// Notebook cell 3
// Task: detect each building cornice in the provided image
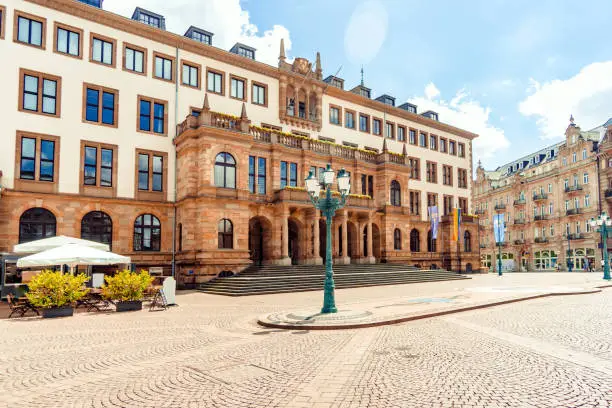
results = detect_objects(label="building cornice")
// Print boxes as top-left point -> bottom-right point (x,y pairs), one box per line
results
26,0 -> 479,142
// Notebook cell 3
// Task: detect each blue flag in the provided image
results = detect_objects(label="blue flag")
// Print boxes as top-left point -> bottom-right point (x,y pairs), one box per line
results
428,206 -> 439,239
493,213 -> 505,243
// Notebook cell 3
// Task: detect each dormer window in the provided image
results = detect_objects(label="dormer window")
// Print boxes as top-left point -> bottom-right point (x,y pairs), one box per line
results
399,103 -> 417,114
77,0 -> 102,7
360,88 -> 370,98
230,43 -> 256,60
375,94 -> 395,107
184,26 -> 213,46
131,8 -> 165,30
324,76 -> 344,90
422,111 -> 439,121
139,13 -> 159,27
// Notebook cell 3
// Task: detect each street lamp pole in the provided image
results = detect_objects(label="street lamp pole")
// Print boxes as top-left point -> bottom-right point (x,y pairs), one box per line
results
589,213 -> 612,281
566,233 -> 573,272
305,164 -> 351,313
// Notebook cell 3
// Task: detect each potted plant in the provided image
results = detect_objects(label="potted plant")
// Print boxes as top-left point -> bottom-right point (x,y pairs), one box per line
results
26,270 -> 89,318
102,269 -> 154,312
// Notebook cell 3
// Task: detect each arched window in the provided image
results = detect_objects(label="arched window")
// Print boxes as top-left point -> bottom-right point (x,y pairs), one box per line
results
393,228 -> 401,250
218,219 -> 233,249
410,229 -> 420,252
464,231 -> 472,253
390,180 -> 401,206
81,211 -> 112,250
427,230 -> 437,252
134,214 -> 161,251
19,208 -> 56,244
214,152 -> 236,188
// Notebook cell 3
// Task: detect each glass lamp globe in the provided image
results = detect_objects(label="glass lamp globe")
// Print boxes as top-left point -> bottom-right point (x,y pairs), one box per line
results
337,169 -> 350,195
323,164 -> 335,185
305,171 -> 321,197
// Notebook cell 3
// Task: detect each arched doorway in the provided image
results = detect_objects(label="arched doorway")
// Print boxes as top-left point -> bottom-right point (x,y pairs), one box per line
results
249,216 -> 272,266
372,224 -> 381,260
288,218 -> 301,265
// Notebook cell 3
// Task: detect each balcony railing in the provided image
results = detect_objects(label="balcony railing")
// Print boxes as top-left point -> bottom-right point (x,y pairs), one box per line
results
514,219 -> 526,225
495,242 -> 508,247
494,204 -> 506,210
566,208 -> 582,216
534,237 -> 548,243
533,193 -> 548,201
177,104 -> 410,167
565,185 -> 583,193
534,215 -> 550,221
513,199 -> 526,206
514,239 -> 525,245
569,233 -> 586,240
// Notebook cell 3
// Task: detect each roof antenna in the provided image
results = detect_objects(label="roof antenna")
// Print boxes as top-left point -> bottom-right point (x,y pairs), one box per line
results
360,65 -> 364,86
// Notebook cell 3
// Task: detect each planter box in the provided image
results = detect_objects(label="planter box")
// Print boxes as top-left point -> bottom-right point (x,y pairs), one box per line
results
42,306 -> 74,318
115,300 -> 143,312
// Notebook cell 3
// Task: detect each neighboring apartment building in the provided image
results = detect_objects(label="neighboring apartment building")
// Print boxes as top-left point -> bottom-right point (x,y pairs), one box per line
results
0,0 -> 478,286
473,117 -> 610,272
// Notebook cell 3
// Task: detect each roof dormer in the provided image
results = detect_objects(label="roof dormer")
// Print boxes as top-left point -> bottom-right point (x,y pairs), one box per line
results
421,110 -> 439,121
230,43 -> 256,60
350,84 -> 371,99
77,0 -> 103,8
324,75 -> 344,90
398,102 -> 417,114
184,26 -> 213,45
131,7 -> 166,30
375,94 -> 395,107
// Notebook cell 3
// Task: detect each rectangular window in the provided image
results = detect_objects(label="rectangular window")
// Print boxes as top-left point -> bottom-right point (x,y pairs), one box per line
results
100,148 -> 112,187
17,133 -> 58,184
84,146 -> 97,185
249,156 -> 256,193
368,175 -> 374,198
90,34 -> 115,66
443,165 -> 453,186
359,114 -> 370,132
0,6 -> 5,40
429,135 -> 437,150
257,157 -> 266,194
280,161 -> 288,189
409,129 -> 416,145
373,119 -> 382,135
440,138 -> 447,153
123,43 -> 146,74
154,53 -> 174,82
207,69 -> 224,95
409,158 -> 420,180
54,23 -> 81,57
426,161 -> 437,183
19,69 -> 61,117
345,110 -> 355,129
385,122 -> 394,139
397,126 -> 406,142
138,153 -> 149,190
458,143 -> 465,158
16,12 -> 45,48
361,174 -> 367,196
410,191 -> 420,215
289,163 -> 298,187
138,12 -> 160,28
181,61 -> 199,88
329,106 -> 341,125
419,132 -> 427,147
230,75 -> 246,100
190,30 -> 211,45
252,82 -> 267,106
138,96 -> 167,135
134,150 -> 168,197
83,84 -> 118,127
459,198 -> 468,214
583,173 -> 589,184
152,156 -> 163,191
449,141 -> 456,155
443,196 -> 453,216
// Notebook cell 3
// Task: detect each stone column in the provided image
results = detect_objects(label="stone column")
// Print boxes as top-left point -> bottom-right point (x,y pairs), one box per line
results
366,218 -> 375,264
334,212 -> 350,265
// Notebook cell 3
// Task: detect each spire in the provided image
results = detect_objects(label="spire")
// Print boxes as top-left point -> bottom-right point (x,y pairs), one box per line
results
360,65 -> 364,86
570,114 -> 575,126
202,93 -> 210,111
477,159 -> 482,169
315,52 -> 322,78
402,143 -> 407,156
240,102 -> 248,119
382,137 -> 388,153
279,38 -> 286,64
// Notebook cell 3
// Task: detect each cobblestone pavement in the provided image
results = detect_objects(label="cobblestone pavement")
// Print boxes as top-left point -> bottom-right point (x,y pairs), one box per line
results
1,274 -> 611,408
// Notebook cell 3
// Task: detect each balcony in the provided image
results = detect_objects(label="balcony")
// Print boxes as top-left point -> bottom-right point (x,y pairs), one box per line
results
514,219 -> 526,225
534,237 -> 548,243
513,199 -> 526,206
514,239 -> 525,245
177,103 -> 410,167
569,233 -> 586,240
495,242 -> 508,247
494,204 -> 506,211
273,188 -> 375,208
565,184 -> 583,193
566,208 -> 582,216
533,193 -> 548,201
534,215 -> 550,221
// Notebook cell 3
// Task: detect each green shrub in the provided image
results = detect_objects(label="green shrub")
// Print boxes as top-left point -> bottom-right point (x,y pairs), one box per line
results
26,270 -> 89,308
102,269 -> 154,302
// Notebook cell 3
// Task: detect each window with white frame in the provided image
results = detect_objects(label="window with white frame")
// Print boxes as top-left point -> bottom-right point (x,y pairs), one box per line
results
583,172 -> 588,184
585,195 -> 590,207
582,149 -> 587,160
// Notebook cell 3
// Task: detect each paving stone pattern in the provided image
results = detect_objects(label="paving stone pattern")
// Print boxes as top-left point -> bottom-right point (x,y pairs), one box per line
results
0,274 -> 611,408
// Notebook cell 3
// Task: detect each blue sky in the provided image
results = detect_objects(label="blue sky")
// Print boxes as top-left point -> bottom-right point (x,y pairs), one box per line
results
107,0 -> 612,169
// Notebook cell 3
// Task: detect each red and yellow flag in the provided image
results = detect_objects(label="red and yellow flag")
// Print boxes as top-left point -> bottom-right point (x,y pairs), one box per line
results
451,208 -> 461,241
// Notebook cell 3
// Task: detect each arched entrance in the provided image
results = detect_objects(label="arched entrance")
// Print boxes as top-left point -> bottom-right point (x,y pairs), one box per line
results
248,216 -> 272,266
288,218 -> 301,265
372,224 -> 381,260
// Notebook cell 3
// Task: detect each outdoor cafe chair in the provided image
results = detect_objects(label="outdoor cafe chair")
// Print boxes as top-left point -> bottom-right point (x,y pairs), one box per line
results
6,294 -> 40,318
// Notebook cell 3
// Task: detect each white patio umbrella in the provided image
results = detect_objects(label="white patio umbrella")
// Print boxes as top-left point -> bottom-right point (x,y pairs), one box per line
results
14,235 -> 110,254
16,243 -> 130,268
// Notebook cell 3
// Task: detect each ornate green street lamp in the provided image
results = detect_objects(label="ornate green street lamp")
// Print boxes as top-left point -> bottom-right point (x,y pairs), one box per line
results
588,213 -> 612,280
305,164 -> 350,313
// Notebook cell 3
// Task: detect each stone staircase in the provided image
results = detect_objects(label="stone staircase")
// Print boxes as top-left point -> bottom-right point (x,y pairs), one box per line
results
197,264 -> 469,296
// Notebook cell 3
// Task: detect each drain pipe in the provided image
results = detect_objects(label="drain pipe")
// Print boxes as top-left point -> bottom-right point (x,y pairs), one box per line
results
171,45 -> 179,279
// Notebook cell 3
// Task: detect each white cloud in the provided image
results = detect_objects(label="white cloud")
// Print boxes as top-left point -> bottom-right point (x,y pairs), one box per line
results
406,84 -> 510,165
519,61 -> 612,139
344,1 -> 388,65
424,82 -> 440,100
104,0 -> 291,66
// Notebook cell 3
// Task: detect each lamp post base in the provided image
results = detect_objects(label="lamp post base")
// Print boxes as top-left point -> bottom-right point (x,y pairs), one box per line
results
321,305 -> 338,314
